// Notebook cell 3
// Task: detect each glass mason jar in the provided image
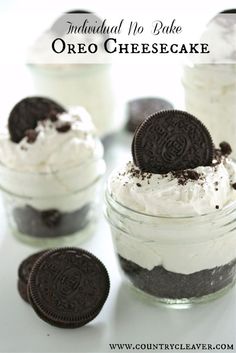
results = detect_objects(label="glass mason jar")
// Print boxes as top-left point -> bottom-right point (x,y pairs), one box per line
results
105,189 -> 236,305
0,142 -> 105,247
27,64 -> 126,137
182,63 -> 236,158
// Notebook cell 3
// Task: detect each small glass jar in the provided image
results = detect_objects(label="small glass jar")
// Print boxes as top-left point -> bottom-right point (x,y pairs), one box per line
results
27,64 -> 126,137
182,63 -> 236,157
105,189 -> 236,305
0,145 -> 105,247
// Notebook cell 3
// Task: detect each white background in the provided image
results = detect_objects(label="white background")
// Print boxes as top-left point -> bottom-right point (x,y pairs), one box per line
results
0,0 -> 236,352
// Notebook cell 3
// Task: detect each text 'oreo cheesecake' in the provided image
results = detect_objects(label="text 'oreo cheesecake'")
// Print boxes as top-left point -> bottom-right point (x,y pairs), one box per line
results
106,110 -> 236,303
0,97 -> 105,244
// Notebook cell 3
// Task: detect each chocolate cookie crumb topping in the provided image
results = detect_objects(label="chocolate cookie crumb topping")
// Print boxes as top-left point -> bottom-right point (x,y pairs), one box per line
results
25,129 -> 38,144
129,164 -> 153,181
212,148 -> 222,165
56,122 -> 71,133
219,141 -> 232,156
215,205 -> 219,209
232,183 -> 236,190
171,170 -> 202,186
49,110 -> 59,122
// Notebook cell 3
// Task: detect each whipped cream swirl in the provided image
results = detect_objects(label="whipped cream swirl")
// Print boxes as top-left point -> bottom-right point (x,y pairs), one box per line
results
0,106 -> 100,173
108,156 -> 236,216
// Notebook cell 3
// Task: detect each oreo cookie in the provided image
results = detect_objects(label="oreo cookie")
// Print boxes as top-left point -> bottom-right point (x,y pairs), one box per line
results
220,9 -> 236,14
127,97 -> 173,133
210,9 -> 236,28
8,97 -> 66,143
28,248 -> 110,328
18,250 -> 47,303
132,110 -> 213,174
50,10 -> 91,36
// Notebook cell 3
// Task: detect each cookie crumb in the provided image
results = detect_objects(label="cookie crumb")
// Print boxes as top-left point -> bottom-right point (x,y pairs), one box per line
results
48,110 -> 58,122
171,170 -> 201,185
56,122 -> 71,133
215,205 -> 219,209
25,129 -> 38,144
219,141 -> 232,156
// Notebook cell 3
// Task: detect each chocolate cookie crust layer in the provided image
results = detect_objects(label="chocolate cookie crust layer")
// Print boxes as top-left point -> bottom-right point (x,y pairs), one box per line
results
13,204 -> 92,238
119,255 -> 236,299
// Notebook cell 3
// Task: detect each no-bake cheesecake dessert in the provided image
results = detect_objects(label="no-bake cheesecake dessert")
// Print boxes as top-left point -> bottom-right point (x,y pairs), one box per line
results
0,97 -> 105,245
27,11 -> 126,137
183,9 -> 236,156
106,110 -> 236,304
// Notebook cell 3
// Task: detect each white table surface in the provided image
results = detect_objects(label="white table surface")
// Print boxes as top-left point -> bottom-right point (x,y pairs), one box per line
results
1,0 -> 236,352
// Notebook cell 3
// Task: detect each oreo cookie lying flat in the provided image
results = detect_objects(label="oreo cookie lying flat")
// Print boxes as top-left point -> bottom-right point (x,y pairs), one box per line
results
18,250 -> 47,303
127,97 -> 173,133
28,247 -> 110,328
132,110 -> 213,174
8,97 -> 66,143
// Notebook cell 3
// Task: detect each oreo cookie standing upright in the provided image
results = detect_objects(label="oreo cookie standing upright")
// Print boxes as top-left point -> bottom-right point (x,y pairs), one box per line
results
8,96 -> 66,143
28,247 -> 110,328
132,110 -> 214,174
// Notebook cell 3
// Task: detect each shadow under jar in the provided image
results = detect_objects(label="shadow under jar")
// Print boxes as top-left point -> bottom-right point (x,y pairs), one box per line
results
0,152 -> 105,247
105,190 -> 236,305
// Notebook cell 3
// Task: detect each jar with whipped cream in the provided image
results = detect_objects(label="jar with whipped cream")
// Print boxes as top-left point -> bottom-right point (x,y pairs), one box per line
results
183,64 -> 236,154
182,11 -> 236,156
0,101 -> 105,246
27,12 -> 126,137
28,64 -> 126,137
105,154 -> 236,305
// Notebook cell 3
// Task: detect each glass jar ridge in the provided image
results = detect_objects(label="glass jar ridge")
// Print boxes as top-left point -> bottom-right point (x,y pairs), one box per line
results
105,189 -> 236,305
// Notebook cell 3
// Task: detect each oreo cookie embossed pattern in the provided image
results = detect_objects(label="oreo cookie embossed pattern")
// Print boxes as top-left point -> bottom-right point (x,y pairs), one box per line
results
133,110 -> 213,174
28,248 -> 110,328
